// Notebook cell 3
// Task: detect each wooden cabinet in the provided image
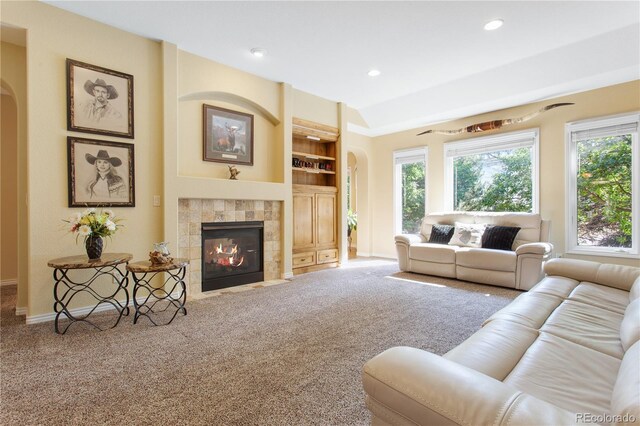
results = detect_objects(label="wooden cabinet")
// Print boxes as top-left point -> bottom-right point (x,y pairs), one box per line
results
291,117 -> 340,274
292,186 -> 338,274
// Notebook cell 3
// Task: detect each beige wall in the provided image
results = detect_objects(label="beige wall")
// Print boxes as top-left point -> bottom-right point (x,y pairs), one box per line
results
1,39 -> 28,310
1,93 -> 18,281
177,50 -> 283,183
0,3 -> 341,319
368,81 -> 640,266
345,131 -> 373,256
3,2 -> 164,317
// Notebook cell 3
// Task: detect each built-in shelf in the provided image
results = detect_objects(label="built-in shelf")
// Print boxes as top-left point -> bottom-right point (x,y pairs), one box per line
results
292,151 -> 336,161
293,167 -> 336,175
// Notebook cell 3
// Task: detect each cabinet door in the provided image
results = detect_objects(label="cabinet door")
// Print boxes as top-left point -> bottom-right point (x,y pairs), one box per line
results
293,192 -> 315,249
316,193 -> 337,248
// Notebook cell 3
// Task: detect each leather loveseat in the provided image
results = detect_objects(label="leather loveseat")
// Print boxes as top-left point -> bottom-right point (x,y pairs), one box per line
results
362,258 -> 640,426
395,212 -> 552,291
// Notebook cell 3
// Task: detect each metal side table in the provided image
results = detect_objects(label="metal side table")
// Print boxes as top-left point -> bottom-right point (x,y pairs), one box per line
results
47,253 -> 132,334
126,259 -> 188,326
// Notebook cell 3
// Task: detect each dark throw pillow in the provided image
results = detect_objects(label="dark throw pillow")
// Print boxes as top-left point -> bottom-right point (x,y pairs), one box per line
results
481,225 -> 521,251
428,224 -> 455,244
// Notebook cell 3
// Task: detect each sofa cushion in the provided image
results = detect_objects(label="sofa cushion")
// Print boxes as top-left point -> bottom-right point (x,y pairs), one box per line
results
427,224 -> 455,244
504,332 -> 621,416
448,222 -> 486,248
444,320 -> 539,381
540,300 -> 624,359
408,243 -> 457,264
456,248 -> 516,272
481,225 -> 521,251
611,341 -> 640,425
620,298 -> 640,351
529,276 -> 579,299
419,212 -> 473,240
568,282 -> 630,315
474,212 -> 542,248
545,258 -> 640,292
484,292 -> 563,329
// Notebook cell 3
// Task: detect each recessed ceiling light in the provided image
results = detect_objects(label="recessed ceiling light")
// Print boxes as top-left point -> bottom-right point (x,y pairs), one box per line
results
250,48 -> 266,58
368,69 -> 381,77
484,19 -> 504,31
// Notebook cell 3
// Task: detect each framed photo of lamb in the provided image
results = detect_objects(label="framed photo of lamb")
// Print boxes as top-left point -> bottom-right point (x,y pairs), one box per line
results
203,104 -> 254,166
67,58 -> 134,139
67,137 -> 135,207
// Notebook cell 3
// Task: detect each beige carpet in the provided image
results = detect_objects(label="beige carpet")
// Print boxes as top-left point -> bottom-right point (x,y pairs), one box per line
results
0,259 -> 519,425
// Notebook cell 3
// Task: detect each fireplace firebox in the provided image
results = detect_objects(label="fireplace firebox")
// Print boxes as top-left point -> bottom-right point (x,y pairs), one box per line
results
201,221 -> 264,292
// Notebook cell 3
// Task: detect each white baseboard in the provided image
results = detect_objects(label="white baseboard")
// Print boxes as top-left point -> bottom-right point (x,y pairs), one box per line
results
26,291 -> 182,325
370,253 -> 397,260
1,279 -> 17,287
356,251 -> 371,257
15,306 -> 27,316
282,272 -> 294,279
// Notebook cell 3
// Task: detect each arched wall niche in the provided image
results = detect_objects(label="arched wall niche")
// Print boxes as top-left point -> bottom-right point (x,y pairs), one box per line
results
179,91 -> 280,126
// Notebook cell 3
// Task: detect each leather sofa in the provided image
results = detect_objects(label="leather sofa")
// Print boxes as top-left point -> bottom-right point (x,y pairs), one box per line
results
395,212 -> 552,291
362,258 -> 640,426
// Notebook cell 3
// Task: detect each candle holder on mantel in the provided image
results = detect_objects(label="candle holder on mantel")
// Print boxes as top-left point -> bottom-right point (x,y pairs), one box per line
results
149,242 -> 173,265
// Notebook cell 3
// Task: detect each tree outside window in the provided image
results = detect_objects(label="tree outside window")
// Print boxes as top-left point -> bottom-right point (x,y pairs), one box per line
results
401,162 -> 425,233
394,148 -> 427,234
576,135 -> 632,248
453,147 -> 532,212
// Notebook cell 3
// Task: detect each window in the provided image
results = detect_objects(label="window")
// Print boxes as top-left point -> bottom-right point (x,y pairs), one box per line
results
394,148 -> 427,234
444,129 -> 539,213
566,113 -> 639,257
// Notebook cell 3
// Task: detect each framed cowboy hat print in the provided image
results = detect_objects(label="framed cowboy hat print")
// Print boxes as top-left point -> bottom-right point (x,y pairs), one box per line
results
67,137 -> 135,207
67,58 -> 134,138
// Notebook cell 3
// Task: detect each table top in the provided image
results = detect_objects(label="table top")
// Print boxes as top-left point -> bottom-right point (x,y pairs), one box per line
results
126,258 -> 189,273
47,253 -> 133,269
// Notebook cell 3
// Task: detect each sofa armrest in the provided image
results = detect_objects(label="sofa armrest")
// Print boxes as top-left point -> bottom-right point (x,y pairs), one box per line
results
394,233 -> 425,245
515,242 -> 553,256
363,346 -> 577,426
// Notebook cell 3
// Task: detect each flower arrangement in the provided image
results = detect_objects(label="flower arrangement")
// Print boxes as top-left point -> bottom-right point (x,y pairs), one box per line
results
64,208 -> 122,243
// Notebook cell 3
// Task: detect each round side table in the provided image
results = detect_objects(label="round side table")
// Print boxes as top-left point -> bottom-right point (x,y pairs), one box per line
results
126,258 -> 188,326
47,253 -> 132,334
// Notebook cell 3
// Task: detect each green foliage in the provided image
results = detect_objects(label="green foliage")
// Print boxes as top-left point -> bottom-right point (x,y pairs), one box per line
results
347,209 -> 358,237
576,135 -> 632,248
402,162 -> 425,233
453,148 -> 532,213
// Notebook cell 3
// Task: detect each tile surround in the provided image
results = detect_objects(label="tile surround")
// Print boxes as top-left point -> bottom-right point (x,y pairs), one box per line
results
178,198 -> 282,297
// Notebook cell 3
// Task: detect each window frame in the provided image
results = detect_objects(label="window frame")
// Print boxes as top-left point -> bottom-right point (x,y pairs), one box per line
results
565,112 -> 640,258
443,129 -> 540,213
393,147 -> 428,235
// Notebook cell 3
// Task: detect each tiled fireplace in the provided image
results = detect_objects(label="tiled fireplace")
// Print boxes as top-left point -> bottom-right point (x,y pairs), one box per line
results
178,199 -> 282,297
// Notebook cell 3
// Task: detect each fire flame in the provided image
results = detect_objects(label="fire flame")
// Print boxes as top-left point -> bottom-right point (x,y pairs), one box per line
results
209,243 -> 244,267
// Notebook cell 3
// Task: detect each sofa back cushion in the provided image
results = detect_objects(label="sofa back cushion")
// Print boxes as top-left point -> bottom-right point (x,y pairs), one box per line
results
473,212 -> 542,249
620,298 -> 640,352
610,341 -> 640,425
420,212 -> 544,250
545,258 -> 640,292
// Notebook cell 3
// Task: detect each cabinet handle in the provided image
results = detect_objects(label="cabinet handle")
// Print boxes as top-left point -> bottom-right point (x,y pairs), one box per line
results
300,258 -> 306,262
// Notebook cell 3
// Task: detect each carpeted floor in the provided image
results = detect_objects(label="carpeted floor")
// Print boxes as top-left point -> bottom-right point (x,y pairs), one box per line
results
0,259 -> 519,425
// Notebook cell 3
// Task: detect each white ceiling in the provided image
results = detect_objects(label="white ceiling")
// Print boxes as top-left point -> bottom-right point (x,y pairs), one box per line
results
43,1 -> 640,136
